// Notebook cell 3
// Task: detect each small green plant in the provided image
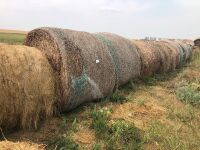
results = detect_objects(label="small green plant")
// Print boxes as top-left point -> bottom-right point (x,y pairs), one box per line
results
91,106 -> 109,138
106,120 -> 142,150
141,76 -> 157,86
176,84 -> 200,106
137,99 -> 146,107
110,91 -> 127,103
92,143 -> 101,150
48,134 -> 79,150
60,117 -> 67,129
175,105 -> 196,123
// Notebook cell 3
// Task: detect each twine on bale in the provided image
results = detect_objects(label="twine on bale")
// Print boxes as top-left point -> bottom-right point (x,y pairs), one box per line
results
0,44 -> 57,130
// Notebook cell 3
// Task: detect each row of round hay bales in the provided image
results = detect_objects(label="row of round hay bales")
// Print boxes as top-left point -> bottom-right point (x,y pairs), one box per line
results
131,40 -> 192,76
0,27 -> 193,131
24,28 -> 141,111
0,44 -> 57,130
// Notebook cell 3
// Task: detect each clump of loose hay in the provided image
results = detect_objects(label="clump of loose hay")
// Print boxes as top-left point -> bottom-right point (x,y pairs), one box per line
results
0,141 -> 45,150
25,28 -> 141,111
0,44 -> 56,130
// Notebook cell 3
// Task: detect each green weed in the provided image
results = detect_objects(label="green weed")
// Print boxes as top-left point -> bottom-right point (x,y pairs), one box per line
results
110,91 -> 127,103
48,134 -> 79,150
106,120 -> 142,150
176,84 -> 200,106
91,106 -> 109,138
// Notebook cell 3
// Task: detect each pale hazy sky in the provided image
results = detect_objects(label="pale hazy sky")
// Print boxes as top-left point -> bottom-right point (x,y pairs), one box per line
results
0,0 -> 199,39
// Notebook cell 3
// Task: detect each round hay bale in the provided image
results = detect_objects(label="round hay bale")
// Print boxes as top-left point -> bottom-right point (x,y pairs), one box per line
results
0,141 -> 45,150
157,41 -> 180,71
161,40 -> 183,68
149,41 -> 171,73
25,28 -> 117,111
194,38 -> 200,47
96,33 -> 141,86
131,40 -> 162,76
0,44 -> 56,130
177,41 -> 193,62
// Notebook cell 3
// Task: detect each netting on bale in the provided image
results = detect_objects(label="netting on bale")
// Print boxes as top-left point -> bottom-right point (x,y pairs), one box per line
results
155,41 -> 179,72
161,40 -> 184,68
96,33 -> 141,86
0,44 -> 56,130
177,41 -> 193,62
0,141 -> 45,150
25,27 -> 141,111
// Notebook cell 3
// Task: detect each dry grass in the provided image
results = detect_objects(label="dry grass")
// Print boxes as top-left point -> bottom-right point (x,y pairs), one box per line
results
0,29 -> 27,34
0,141 -> 45,150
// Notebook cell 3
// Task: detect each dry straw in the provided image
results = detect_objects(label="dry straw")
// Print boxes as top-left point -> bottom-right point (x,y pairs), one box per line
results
0,141 -> 45,150
0,44 -> 56,130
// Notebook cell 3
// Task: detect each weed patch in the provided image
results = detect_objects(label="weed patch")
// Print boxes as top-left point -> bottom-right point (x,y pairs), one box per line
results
176,84 -> 200,106
110,91 -> 127,103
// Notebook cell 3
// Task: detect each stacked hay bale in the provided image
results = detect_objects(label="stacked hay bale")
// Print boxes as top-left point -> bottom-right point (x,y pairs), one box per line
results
0,44 -> 57,130
194,38 -> 200,47
159,40 -> 184,68
0,141 -> 45,150
131,40 -> 193,76
131,40 -> 169,76
25,27 -> 141,111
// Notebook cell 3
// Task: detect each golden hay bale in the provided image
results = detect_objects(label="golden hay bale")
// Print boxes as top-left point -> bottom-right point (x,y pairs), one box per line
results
0,141 -> 45,150
0,44 -> 56,130
24,28 -> 141,111
131,40 -> 162,76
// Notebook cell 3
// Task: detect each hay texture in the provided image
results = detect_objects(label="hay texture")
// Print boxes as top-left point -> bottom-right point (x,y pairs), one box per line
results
131,40 -> 162,76
0,141 -> 45,150
95,32 -> 141,86
25,28 -> 141,111
0,44 -> 56,130
177,41 -> 193,62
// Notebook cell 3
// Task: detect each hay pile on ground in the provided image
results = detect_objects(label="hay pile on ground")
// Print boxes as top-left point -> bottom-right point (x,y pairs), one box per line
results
0,44 -> 56,130
25,28 -> 141,111
0,141 -> 45,150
